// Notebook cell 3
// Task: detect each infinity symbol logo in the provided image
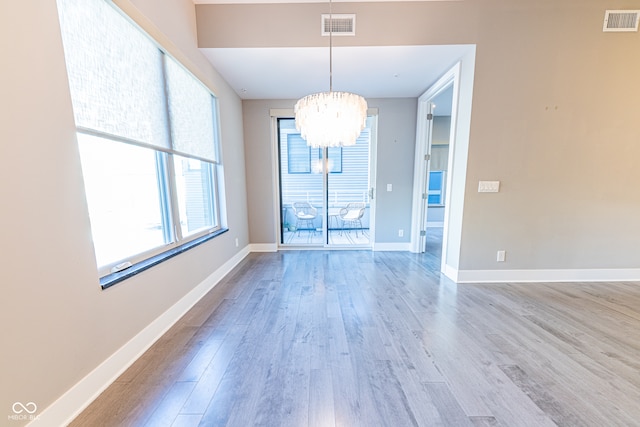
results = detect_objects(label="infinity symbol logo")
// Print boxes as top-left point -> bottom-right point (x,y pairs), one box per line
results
12,402 -> 37,414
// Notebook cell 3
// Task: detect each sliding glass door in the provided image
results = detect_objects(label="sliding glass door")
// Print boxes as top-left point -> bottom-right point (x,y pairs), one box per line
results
326,125 -> 372,246
277,117 -> 374,247
278,118 -> 324,244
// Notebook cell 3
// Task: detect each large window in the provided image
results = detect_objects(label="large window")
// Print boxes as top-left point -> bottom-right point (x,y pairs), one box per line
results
57,0 -> 224,278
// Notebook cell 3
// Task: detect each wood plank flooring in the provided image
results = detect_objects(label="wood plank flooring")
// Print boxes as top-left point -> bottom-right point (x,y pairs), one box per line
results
71,250 -> 640,426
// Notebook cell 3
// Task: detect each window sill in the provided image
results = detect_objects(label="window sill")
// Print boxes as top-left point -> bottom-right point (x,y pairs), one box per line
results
100,228 -> 229,290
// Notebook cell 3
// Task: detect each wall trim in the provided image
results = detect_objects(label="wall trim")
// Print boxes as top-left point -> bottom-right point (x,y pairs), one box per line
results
32,247 -> 250,427
455,268 -> 640,283
248,243 -> 278,252
373,242 -> 411,251
443,263 -> 459,282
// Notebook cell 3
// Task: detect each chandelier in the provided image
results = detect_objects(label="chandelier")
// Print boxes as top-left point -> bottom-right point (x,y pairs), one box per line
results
294,0 -> 368,148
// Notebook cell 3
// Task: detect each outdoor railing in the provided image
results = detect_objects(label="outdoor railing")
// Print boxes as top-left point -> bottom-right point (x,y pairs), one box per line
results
282,190 -> 370,207
281,190 -> 371,230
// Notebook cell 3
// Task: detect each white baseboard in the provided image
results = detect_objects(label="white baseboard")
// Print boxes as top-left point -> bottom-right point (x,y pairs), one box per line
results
373,242 -> 411,251
454,268 -> 640,283
443,263 -> 459,282
248,243 -> 278,252
31,247 -> 250,427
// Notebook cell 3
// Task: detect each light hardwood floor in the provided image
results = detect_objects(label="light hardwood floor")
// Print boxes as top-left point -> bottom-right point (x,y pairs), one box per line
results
71,248 -> 640,426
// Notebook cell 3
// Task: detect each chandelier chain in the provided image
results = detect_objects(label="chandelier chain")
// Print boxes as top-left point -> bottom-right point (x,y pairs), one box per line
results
329,0 -> 333,92
293,0 -> 367,148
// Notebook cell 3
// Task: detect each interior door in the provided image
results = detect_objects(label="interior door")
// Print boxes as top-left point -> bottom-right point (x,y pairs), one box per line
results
417,102 -> 436,252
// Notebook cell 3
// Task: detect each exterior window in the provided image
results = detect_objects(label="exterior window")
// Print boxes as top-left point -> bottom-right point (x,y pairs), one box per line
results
279,119 -> 370,206
428,171 -> 446,205
77,134 -> 170,267
173,156 -> 217,237
287,135 -> 311,173
57,0 -> 224,277
320,147 -> 342,173
287,135 -> 343,174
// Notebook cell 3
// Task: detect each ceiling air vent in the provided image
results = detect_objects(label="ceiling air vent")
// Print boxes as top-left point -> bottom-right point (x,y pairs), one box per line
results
603,10 -> 639,32
321,14 -> 356,36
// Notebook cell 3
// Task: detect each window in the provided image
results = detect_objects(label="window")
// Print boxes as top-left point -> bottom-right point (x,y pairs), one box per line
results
279,118 -> 370,208
286,134 -> 343,174
173,155 -> 218,237
319,147 -> 342,173
287,135 -> 311,173
57,0 -> 224,279
428,171 -> 446,205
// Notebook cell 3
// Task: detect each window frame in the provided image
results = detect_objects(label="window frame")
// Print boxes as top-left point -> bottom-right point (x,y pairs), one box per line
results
76,127 -> 223,280
58,0 -> 226,284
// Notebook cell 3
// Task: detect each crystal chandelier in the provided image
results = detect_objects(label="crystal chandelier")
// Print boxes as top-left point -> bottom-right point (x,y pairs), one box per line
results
294,0 -> 368,148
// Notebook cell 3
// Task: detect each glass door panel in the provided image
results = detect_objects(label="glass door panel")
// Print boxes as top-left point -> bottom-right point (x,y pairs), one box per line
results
326,127 -> 371,246
278,119 -> 324,245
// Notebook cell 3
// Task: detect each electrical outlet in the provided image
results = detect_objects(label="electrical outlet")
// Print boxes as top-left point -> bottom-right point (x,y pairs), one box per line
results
497,250 -> 506,262
235,238 -> 239,247
387,184 -> 393,192
398,229 -> 404,237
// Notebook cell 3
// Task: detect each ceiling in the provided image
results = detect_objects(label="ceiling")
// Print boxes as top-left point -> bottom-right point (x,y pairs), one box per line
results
201,44 -> 473,101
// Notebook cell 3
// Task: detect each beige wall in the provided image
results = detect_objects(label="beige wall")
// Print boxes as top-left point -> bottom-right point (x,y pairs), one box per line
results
371,98 -> 418,243
242,98 -> 417,245
461,0 -> 640,270
3,0 -> 640,422
200,0 -> 640,271
196,1 -> 478,48
1,0 -> 248,423
242,100 -> 290,244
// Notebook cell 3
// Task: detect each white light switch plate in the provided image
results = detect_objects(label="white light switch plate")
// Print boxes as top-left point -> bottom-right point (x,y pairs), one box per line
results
387,184 -> 393,192
478,181 -> 500,192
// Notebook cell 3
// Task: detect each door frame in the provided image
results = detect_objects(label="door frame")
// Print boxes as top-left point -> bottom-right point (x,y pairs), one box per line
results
270,108 -> 378,249
410,63 -> 460,265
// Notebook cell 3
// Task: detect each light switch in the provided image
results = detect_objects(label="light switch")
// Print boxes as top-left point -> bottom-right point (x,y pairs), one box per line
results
478,181 -> 500,193
387,184 -> 393,192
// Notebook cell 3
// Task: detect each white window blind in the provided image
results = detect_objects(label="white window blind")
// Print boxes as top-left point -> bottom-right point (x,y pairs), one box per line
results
57,0 -> 169,148
56,0 -> 224,278
165,57 -> 218,162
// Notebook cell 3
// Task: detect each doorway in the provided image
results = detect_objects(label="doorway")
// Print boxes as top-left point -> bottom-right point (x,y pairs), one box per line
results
410,63 -> 460,270
276,116 -> 377,248
424,86 -> 453,259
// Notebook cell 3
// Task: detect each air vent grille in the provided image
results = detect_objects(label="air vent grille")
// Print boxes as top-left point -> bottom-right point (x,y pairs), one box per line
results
603,10 -> 639,32
321,14 -> 356,36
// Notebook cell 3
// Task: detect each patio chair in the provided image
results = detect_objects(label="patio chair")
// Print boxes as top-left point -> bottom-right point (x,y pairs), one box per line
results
339,202 -> 366,237
292,202 -> 318,234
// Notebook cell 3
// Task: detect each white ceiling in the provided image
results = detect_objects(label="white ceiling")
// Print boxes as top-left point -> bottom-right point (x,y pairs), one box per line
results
201,44 -> 473,101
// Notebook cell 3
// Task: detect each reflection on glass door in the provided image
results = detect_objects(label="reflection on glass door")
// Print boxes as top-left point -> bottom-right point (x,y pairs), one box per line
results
278,118 -> 372,247
278,119 -> 324,245
326,126 -> 371,246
